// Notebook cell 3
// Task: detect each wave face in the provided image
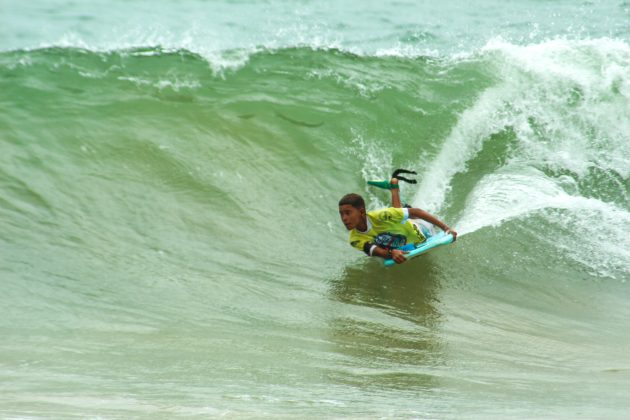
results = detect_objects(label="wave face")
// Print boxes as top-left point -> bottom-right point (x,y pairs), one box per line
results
2,6 -> 630,418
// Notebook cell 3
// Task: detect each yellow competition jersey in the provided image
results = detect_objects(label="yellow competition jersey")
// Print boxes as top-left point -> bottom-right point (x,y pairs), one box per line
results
348,207 -> 426,252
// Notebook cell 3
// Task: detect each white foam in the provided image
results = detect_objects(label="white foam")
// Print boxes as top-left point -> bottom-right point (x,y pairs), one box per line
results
457,165 -> 630,278
116,76 -> 201,91
456,166 -> 565,235
413,37 -> 630,213
412,83 -> 516,212
346,129 -> 393,209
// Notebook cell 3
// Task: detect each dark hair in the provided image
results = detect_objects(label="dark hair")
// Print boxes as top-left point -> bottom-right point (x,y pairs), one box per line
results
338,193 -> 365,209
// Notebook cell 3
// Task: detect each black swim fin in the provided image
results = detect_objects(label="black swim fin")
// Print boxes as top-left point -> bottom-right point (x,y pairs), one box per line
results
391,168 -> 417,184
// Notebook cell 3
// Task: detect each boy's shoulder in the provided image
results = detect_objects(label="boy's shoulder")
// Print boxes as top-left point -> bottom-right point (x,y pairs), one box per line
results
368,207 -> 405,223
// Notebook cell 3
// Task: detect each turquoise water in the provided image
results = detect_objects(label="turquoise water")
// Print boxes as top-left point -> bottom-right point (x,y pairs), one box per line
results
1,1 -> 630,418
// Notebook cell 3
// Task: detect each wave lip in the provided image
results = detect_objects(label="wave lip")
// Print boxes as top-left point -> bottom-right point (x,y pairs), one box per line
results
414,36 -> 630,209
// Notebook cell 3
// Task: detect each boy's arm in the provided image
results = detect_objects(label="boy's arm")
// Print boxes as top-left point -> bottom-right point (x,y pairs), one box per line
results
370,245 -> 408,264
359,240 -> 408,264
408,208 -> 458,240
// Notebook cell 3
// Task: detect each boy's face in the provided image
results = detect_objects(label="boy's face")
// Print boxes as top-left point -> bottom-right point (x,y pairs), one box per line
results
339,204 -> 365,230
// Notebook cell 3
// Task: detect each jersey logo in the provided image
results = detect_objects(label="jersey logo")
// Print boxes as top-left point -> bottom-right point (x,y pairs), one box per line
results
374,232 -> 407,249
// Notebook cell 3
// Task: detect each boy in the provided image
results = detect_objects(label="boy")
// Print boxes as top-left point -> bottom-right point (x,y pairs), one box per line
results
339,173 -> 457,265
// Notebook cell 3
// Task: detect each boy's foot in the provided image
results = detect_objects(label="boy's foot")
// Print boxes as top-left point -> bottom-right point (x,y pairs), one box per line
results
367,179 -> 399,189
368,169 -> 417,189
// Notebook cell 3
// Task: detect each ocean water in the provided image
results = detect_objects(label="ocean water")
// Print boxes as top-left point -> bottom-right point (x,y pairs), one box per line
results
1,0 -> 630,418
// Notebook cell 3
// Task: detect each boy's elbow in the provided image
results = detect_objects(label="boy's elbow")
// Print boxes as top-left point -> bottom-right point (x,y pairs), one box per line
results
408,208 -> 425,218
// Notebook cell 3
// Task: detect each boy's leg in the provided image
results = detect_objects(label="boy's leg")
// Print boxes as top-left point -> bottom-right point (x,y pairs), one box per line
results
390,178 -> 402,208
368,169 -> 416,190
368,169 -> 417,208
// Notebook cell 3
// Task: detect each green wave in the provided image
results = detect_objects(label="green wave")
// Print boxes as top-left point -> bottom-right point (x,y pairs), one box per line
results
1,44 -> 629,282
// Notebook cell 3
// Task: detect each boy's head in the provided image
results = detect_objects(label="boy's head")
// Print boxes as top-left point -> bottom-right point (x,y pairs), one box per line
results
338,193 -> 366,231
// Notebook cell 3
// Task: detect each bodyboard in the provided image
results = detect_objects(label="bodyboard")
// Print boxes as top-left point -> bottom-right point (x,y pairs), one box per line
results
384,231 -> 454,267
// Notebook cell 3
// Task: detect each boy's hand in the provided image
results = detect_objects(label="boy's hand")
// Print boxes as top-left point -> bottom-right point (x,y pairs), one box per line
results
391,249 -> 408,264
446,228 -> 458,241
